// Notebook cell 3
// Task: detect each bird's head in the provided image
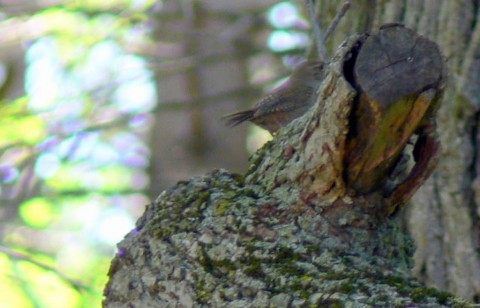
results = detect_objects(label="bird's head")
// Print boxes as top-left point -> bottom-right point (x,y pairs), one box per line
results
290,60 -> 325,87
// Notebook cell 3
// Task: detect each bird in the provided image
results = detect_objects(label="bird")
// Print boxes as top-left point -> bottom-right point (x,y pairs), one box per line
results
223,60 -> 325,134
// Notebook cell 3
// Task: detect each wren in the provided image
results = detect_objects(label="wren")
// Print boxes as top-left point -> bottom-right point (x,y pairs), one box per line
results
223,60 -> 325,133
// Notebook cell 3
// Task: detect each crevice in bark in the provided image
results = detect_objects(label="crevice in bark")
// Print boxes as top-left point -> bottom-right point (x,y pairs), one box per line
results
342,36 -> 364,91
468,111 -> 478,192
342,35 -> 364,191
470,0 -> 479,33
468,111 -> 480,252
430,173 -> 448,290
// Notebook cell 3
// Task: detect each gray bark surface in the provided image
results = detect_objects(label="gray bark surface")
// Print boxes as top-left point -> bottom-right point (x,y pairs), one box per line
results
104,26 -> 471,307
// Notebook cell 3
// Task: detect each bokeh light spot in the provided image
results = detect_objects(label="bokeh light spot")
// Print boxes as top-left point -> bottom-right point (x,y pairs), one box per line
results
268,2 -> 299,28
268,30 -> 309,52
93,209 -> 135,245
0,164 -> 19,183
246,125 -> 273,154
19,198 -> 56,228
35,153 -> 61,179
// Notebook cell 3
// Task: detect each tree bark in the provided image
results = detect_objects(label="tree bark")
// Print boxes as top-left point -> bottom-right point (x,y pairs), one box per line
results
315,0 -> 480,300
104,25 -> 471,307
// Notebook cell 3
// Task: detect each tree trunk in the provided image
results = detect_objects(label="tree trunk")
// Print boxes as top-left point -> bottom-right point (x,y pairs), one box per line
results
147,0 -> 262,197
315,0 -> 480,300
103,25 -> 472,307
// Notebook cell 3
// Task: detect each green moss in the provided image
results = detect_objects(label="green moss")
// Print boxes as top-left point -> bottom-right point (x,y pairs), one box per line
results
199,246 -> 237,277
280,263 -> 304,276
383,275 -> 413,295
231,173 -> 245,186
215,199 -> 232,215
301,275 -> 313,283
244,243 -> 255,254
199,247 -> 215,274
195,289 -> 212,303
380,274 -> 455,305
177,218 -> 194,231
411,287 -> 453,304
248,142 -> 270,170
244,258 -> 263,278
339,282 -> 355,294
383,275 -> 407,285
175,180 -> 190,186
315,300 -> 343,308
305,245 -> 319,254
154,226 -> 175,240
184,191 -> 210,216
276,246 -> 301,262
322,273 -> 344,280
195,279 -> 213,303
356,281 -> 371,296
289,279 -> 309,299
212,259 -> 237,274
243,188 -> 258,198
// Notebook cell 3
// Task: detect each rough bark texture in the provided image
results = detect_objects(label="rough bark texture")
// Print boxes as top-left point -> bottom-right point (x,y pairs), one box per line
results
314,0 -> 480,300
103,26 -> 471,307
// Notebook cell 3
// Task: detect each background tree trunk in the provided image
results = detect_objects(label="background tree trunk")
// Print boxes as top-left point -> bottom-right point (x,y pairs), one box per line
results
147,0 -> 278,197
0,38 -> 30,230
314,0 -> 480,300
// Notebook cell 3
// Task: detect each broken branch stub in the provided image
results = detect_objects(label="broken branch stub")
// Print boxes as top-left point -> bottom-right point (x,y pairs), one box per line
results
247,24 -> 444,223
345,24 -> 444,197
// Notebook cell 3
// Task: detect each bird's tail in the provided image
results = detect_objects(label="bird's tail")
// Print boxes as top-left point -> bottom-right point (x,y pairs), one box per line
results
222,110 -> 255,127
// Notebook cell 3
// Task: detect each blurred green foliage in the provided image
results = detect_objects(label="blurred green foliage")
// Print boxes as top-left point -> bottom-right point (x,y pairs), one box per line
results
0,0 -> 155,307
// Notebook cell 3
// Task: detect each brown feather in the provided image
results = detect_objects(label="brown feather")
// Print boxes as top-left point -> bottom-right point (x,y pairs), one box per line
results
222,110 -> 255,127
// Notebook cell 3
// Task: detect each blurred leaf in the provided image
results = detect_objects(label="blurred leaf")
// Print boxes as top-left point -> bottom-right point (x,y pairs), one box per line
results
19,197 -> 57,228
0,115 -> 46,147
46,163 -> 133,192
68,0 -> 131,11
16,260 -> 81,308
45,163 -> 85,191
0,0 -> 157,306
96,165 -> 134,191
0,97 -> 29,117
0,254 -> 35,308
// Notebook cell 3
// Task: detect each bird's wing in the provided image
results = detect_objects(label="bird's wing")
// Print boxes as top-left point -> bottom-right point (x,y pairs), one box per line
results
253,85 -> 315,117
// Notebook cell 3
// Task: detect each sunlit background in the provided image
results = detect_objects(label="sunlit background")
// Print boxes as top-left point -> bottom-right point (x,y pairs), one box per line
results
0,0 -> 308,306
